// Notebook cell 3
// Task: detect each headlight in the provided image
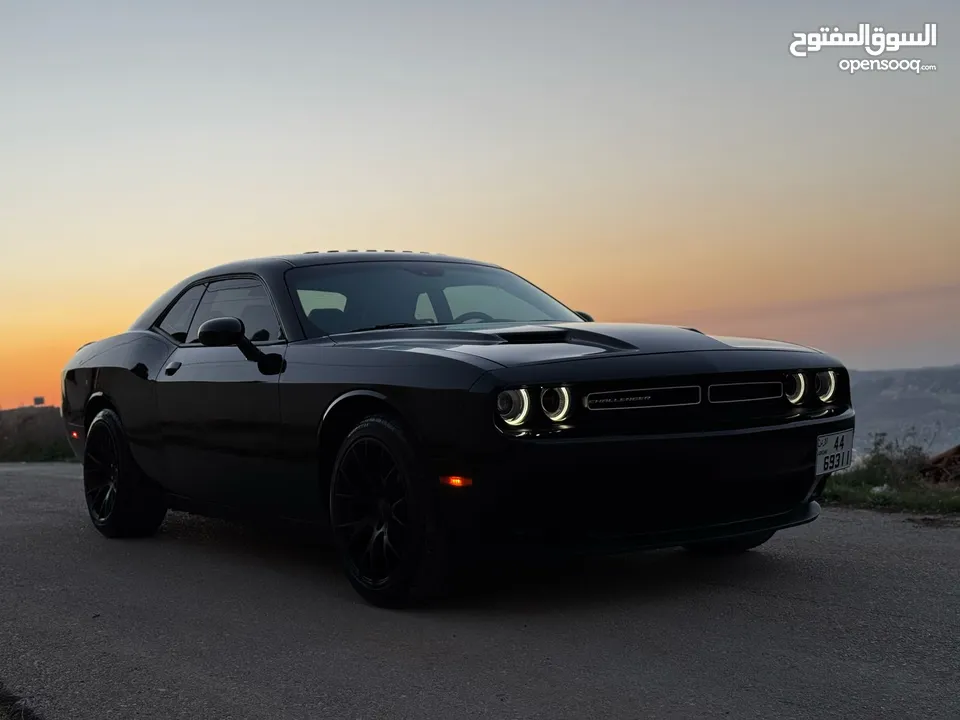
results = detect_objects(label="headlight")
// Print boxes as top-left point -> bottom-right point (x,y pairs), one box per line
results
540,386 -> 572,422
785,372 -> 806,404
496,389 -> 530,426
815,370 -> 837,403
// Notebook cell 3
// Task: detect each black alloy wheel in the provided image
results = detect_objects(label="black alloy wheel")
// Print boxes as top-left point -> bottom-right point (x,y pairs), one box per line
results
84,419 -> 121,524
82,409 -> 167,538
332,436 -> 410,586
329,415 -> 448,607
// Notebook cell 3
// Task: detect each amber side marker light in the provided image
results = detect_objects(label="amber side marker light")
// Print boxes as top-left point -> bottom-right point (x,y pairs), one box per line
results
440,475 -> 473,488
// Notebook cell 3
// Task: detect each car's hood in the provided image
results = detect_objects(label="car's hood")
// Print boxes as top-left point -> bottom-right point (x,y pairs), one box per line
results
324,322 -> 820,368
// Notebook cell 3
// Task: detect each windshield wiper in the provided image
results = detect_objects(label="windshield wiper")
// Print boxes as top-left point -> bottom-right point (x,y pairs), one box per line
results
344,322 -> 442,333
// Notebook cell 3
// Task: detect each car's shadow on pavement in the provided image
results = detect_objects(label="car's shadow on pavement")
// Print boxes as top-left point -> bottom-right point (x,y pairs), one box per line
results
434,546 -> 790,614
143,510 -> 802,614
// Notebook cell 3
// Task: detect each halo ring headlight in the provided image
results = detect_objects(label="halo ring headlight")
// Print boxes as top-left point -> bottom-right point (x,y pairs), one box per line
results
496,388 -> 530,427
816,370 -> 837,403
785,372 -> 806,405
540,386 -> 572,422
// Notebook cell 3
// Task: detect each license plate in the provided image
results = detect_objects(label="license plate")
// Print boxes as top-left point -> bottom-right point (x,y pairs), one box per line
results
816,430 -> 854,476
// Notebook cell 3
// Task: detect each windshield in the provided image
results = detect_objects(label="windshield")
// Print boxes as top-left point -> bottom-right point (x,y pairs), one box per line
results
285,260 -> 583,337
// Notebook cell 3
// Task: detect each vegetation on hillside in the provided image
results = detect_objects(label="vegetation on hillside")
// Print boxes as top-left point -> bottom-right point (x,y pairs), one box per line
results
0,406 -> 74,462
823,430 -> 960,513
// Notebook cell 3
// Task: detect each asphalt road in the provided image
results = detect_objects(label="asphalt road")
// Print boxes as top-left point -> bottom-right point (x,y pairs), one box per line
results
1,463 -> 958,720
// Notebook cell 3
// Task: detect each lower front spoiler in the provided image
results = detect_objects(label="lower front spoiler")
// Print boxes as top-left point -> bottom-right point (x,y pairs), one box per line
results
493,500 -> 821,556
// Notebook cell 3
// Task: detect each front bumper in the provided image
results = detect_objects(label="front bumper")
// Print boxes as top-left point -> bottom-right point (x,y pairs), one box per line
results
517,500 -> 823,555
433,409 -> 853,550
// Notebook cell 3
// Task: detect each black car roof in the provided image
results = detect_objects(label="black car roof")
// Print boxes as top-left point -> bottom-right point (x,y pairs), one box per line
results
129,251 -> 502,330
287,250 -> 499,268
198,250 -> 500,277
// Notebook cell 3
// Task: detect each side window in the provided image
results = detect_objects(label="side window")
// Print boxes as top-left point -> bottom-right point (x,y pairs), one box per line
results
156,285 -> 206,343
186,278 -> 283,344
443,285 -> 546,322
414,293 -> 437,322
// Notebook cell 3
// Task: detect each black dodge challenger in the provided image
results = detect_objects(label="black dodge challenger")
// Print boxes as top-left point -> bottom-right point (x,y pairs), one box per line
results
61,251 -> 855,606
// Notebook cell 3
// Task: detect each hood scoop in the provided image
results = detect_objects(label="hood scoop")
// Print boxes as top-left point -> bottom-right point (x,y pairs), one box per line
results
492,324 -> 638,351
495,326 -> 570,344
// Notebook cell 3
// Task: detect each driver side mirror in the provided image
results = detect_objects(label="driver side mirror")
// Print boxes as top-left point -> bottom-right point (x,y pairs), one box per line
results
196,316 -> 285,375
198,316 -> 245,347
575,310 -> 594,322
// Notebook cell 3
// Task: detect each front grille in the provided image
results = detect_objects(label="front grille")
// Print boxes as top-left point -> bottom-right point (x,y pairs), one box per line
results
565,369 -> 847,436
708,381 -> 783,403
583,385 -> 701,411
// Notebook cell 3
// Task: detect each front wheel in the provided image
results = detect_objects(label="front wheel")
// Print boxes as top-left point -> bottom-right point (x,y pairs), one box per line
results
328,414 -> 449,608
682,530 -> 776,555
83,409 -> 167,538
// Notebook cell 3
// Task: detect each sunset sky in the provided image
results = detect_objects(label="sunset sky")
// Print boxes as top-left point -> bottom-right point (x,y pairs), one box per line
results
1,0 -> 957,409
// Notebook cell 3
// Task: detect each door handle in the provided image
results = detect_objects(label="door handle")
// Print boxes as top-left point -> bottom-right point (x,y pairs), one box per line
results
164,361 -> 182,376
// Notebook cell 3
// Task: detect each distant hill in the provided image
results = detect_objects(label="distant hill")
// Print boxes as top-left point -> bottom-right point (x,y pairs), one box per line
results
0,406 -> 73,462
849,364 -> 960,455
2,365 -> 959,461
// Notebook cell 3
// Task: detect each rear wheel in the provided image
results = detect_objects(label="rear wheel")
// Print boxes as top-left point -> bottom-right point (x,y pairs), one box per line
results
683,530 -> 776,555
328,414 -> 449,608
83,409 -> 167,538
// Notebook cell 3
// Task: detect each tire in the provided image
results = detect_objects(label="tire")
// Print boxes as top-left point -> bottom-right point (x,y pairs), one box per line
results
683,530 -> 776,555
83,409 -> 167,538
328,414 -> 449,608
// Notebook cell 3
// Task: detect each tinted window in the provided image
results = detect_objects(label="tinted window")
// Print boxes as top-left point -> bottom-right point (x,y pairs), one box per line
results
186,279 -> 283,343
298,289 -> 347,313
285,261 -> 582,337
156,285 -> 205,343
444,285 -> 547,322
414,293 -> 437,322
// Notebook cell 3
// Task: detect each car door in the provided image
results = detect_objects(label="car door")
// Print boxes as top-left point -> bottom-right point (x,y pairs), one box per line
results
155,276 -> 287,511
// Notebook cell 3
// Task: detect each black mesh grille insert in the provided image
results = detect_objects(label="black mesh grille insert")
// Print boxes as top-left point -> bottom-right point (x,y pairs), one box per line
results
708,381 -> 784,403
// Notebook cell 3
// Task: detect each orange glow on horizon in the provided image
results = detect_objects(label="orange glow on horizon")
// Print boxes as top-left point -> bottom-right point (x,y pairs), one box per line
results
3,278 -> 957,411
